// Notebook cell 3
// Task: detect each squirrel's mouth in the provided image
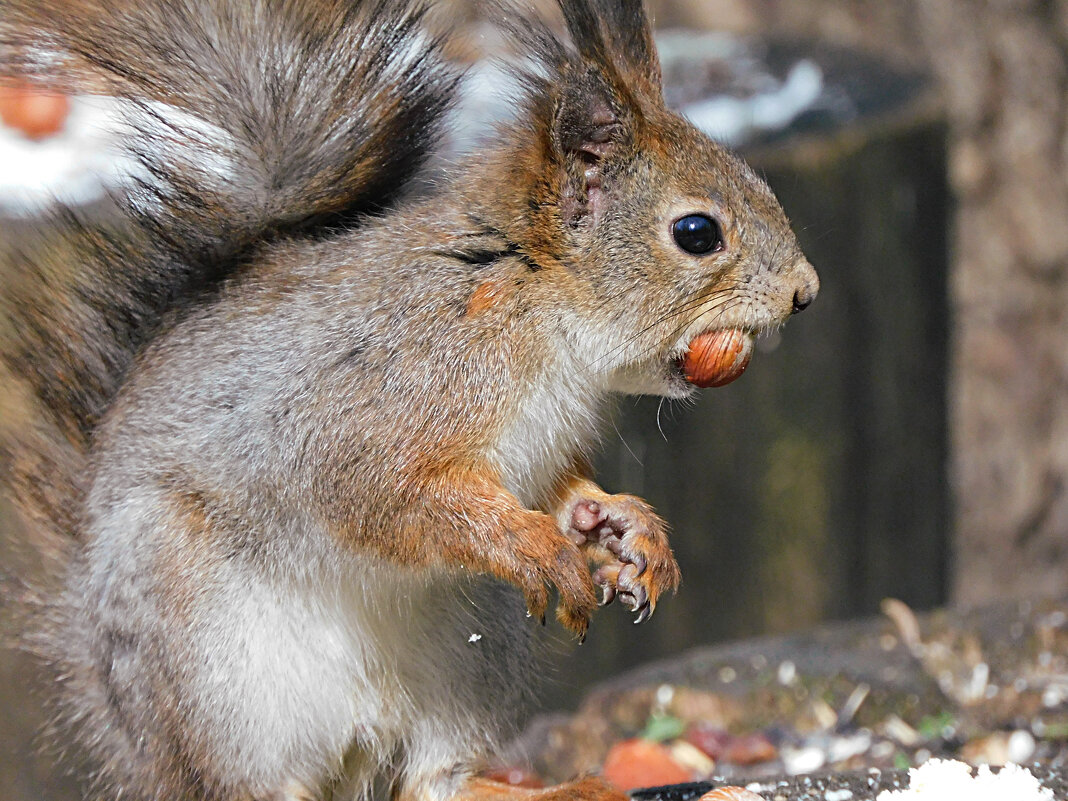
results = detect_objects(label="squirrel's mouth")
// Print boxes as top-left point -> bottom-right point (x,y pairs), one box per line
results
673,328 -> 755,388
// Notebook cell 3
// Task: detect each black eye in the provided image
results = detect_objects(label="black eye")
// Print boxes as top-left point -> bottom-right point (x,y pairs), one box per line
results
672,214 -> 723,255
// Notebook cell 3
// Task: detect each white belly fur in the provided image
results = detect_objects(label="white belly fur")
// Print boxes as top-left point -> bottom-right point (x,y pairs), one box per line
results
490,352 -> 604,509
183,554 -> 536,796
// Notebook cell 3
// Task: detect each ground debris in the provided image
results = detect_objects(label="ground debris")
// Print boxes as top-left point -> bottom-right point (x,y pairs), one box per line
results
499,596 -> 1068,800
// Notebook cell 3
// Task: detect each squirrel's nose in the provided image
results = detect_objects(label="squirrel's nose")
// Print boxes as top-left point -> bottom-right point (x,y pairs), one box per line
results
790,260 -> 819,314
792,286 -> 814,313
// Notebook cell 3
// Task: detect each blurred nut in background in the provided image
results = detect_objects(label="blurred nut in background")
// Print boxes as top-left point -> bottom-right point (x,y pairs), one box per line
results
0,85 -> 69,140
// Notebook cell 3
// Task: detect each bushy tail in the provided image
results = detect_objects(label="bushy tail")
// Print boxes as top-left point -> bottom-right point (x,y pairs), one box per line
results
0,0 -> 459,540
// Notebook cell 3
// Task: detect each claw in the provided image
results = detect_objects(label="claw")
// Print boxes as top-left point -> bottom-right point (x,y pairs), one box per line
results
619,561 -> 638,580
618,562 -> 639,591
634,604 -> 652,624
630,552 -> 647,576
600,584 -> 616,606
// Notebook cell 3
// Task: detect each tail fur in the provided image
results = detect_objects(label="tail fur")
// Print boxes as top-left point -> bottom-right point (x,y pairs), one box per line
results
0,0 -> 459,540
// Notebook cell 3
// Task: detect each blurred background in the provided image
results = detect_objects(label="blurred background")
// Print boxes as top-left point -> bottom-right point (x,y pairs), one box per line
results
1,0 -> 1067,797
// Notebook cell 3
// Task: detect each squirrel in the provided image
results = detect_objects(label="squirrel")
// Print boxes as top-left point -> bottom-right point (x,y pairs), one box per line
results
0,0 -> 818,800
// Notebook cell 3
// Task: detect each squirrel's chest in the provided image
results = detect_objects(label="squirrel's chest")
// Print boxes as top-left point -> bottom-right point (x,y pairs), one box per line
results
488,366 -> 603,510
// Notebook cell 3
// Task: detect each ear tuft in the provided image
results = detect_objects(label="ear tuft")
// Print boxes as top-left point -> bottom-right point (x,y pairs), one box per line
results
560,0 -> 662,90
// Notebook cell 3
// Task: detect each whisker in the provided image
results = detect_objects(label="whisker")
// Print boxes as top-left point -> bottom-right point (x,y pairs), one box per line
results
655,397 -> 667,440
625,294 -> 748,370
587,283 -> 742,369
611,417 -> 643,467
630,293 -> 748,366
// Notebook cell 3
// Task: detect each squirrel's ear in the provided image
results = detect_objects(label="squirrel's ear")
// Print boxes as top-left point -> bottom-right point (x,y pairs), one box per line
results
548,0 -> 662,223
555,74 -> 626,163
553,75 -> 628,224
510,0 -> 663,224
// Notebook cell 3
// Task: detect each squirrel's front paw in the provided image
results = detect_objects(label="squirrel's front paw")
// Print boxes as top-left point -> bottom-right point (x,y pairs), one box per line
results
508,520 -> 599,640
565,495 -> 681,624
545,540 -> 599,640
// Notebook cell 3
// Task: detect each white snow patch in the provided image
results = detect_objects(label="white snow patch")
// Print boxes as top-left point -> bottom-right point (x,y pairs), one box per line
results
683,60 -> 824,146
876,759 -> 1053,801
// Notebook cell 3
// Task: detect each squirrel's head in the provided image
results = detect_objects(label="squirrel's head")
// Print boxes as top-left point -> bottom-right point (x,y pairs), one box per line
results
489,0 -> 819,398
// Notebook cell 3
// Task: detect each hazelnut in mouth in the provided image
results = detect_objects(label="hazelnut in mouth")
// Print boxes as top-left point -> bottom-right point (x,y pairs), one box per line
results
679,329 -> 755,388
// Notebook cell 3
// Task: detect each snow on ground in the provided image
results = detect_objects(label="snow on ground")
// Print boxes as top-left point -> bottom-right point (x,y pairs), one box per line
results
876,759 -> 1053,801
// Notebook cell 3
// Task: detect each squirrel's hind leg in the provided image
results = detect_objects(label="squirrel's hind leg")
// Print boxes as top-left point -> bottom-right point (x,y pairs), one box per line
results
62,481 -> 370,801
260,779 -> 320,801
398,775 -> 627,801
